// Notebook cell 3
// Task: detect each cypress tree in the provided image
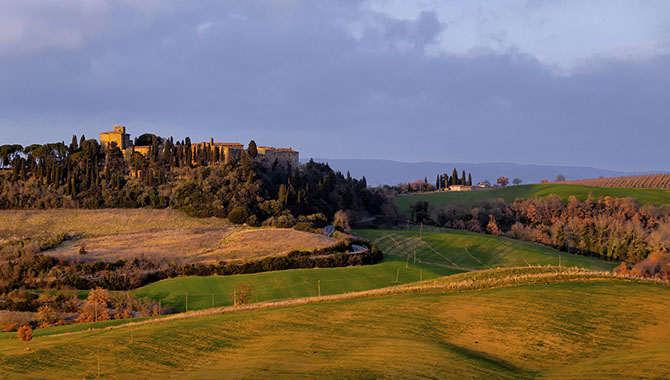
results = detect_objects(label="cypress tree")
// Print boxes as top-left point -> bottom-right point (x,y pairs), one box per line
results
70,135 -> 78,153
70,176 -> 77,197
185,137 -> 192,166
461,170 -> 466,185
278,184 -> 288,205
468,173 -> 472,186
451,168 -> 458,186
247,140 -> 258,158
436,175 -> 440,189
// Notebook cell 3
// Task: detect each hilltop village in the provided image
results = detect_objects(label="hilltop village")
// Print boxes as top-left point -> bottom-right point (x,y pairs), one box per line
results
100,125 -> 299,170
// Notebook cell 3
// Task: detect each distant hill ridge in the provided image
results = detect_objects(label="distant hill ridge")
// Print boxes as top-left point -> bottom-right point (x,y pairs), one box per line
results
305,158 -> 653,186
565,173 -> 670,188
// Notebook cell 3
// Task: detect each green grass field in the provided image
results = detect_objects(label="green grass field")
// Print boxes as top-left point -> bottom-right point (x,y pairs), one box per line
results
395,183 -> 670,216
132,256 -> 460,312
2,271 -> 669,379
356,228 -> 618,272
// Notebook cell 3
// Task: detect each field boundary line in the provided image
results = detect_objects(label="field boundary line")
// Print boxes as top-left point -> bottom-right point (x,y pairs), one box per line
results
33,267 -> 659,340
464,246 -> 491,269
418,239 -> 472,271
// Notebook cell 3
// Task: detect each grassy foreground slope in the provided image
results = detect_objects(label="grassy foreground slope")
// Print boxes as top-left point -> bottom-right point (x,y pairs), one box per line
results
1,272 -> 669,379
356,228 -> 618,272
133,256 -> 460,312
395,183 -> 670,216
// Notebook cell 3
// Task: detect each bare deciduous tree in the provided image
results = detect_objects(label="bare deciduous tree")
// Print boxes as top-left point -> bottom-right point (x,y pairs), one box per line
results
17,325 -> 33,350
231,282 -> 253,306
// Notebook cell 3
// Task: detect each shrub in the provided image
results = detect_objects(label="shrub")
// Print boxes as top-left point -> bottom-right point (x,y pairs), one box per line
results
0,311 -> 32,332
246,214 -> 260,227
36,305 -> 62,328
263,213 -> 296,228
232,282 -> 253,305
333,210 -> 351,232
294,222 -> 317,233
17,325 -> 33,343
228,206 -> 249,224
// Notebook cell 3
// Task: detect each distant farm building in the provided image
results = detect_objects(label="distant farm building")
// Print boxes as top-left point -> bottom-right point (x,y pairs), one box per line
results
450,185 -> 473,192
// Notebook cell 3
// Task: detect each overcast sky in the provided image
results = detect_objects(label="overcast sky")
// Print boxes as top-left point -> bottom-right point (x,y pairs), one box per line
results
0,0 -> 668,171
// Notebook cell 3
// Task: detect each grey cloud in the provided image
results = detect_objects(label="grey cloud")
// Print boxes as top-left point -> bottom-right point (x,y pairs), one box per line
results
0,1 -> 668,172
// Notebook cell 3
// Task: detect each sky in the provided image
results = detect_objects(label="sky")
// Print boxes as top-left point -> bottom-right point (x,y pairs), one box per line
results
0,0 -> 668,172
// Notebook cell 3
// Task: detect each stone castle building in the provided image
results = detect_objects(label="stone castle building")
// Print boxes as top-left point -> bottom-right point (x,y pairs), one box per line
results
99,125 -> 132,156
100,126 -> 298,169
256,146 -> 299,169
191,139 -> 299,169
191,139 -> 244,164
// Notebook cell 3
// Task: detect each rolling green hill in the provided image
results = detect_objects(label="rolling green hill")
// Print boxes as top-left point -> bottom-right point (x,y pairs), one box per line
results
132,256 -> 460,312
356,228 -> 618,272
135,227 -> 616,312
395,183 -> 670,216
2,269 -> 669,379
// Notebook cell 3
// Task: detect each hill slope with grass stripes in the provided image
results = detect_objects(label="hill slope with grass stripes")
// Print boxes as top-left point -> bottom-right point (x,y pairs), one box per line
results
1,267 -> 669,379
132,255 -> 461,312
356,228 -> 618,272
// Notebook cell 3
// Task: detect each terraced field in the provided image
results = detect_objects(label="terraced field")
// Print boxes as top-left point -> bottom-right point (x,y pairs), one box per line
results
356,228 -> 618,272
1,269 -> 669,379
395,183 -> 670,216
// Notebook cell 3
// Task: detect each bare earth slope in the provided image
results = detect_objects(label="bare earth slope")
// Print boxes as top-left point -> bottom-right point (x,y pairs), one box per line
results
0,209 -> 336,263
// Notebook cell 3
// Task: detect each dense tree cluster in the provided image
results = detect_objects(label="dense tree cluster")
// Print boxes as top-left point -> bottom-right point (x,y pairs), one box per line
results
0,288 -> 162,332
614,252 -> 670,280
435,168 -> 472,190
395,168 -> 473,194
412,195 -> 670,263
0,138 -> 392,224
